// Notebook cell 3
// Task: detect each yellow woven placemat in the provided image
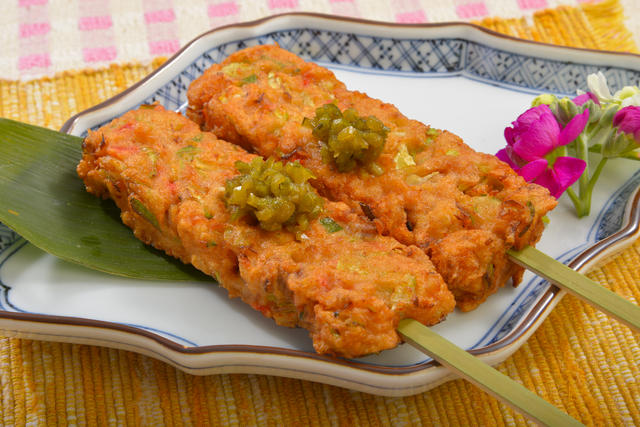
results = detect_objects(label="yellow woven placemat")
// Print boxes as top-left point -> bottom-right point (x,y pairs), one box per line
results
1,0 -> 639,425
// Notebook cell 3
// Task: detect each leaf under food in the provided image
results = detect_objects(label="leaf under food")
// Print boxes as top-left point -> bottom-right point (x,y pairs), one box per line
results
0,118 -> 210,282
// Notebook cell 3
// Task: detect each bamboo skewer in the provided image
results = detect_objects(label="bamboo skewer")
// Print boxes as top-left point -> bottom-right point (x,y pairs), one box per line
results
398,319 -> 584,426
509,246 -> 640,331
399,245 -> 639,424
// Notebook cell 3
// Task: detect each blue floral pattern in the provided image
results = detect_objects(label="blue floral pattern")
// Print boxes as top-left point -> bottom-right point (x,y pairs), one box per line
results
139,29 -> 640,113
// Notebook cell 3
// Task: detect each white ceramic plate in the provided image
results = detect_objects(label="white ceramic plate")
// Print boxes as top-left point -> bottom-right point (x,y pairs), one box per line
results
1,14 -> 639,396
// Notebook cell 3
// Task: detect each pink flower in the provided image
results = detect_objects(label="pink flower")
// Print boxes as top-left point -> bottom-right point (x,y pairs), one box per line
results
613,105 -> 640,141
497,105 -> 589,198
573,92 -> 599,106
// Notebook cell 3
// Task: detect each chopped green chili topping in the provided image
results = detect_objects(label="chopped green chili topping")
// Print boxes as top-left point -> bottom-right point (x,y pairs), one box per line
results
224,157 -> 324,235
302,103 -> 389,173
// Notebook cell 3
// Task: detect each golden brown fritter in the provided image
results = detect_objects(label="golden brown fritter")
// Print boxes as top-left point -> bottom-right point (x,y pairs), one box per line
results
77,105 -> 454,358
187,44 -> 558,311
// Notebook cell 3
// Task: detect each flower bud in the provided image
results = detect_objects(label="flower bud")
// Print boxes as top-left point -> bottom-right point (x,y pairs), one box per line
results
589,126 -> 615,152
622,149 -> 640,160
614,86 -> 640,102
532,93 -> 557,107
554,97 -> 579,125
613,105 -> 640,142
583,100 -> 602,124
603,133 -> 638,158
621,93 -> 640,108
599,105 -> 619,127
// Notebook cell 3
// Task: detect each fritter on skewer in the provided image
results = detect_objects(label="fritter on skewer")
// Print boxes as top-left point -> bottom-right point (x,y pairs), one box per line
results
77,105 -> 454,358
187,45 -> 558,311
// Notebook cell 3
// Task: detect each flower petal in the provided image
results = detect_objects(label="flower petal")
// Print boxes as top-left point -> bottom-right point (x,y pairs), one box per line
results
531,170 -> 561,198
587,72 -> 613,103
614,86 -> 640,105
621,92 -> 640,108
495,148 -> 517,168
535,157 -> 586,198
558,109 -> 589,146
518,158 -> 547,181
553,156 -> 587,187
513,113 -> 559,160
504,127 -> 516,146
573,92 -> 599,106
513,105 -> 552,131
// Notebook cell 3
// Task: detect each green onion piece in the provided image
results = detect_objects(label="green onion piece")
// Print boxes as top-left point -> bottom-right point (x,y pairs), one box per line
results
130,198 -> 161,230
242,74 -> 258,84
319,217 -> 343,233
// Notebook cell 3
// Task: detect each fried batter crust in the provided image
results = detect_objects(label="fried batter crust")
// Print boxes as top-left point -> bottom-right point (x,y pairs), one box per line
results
187,45 -> 557,311
77,105 -> 454,358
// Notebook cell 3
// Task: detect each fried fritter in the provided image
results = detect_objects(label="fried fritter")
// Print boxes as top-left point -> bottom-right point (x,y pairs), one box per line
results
77,105 -> 454,358
187,44 -> 558,311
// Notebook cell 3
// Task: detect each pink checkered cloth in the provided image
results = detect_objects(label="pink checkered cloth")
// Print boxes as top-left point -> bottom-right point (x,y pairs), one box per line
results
2,0 -> 639,80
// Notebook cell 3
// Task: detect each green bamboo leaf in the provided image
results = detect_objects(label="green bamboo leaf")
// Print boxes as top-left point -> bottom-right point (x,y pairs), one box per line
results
0,118 -> 210,282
